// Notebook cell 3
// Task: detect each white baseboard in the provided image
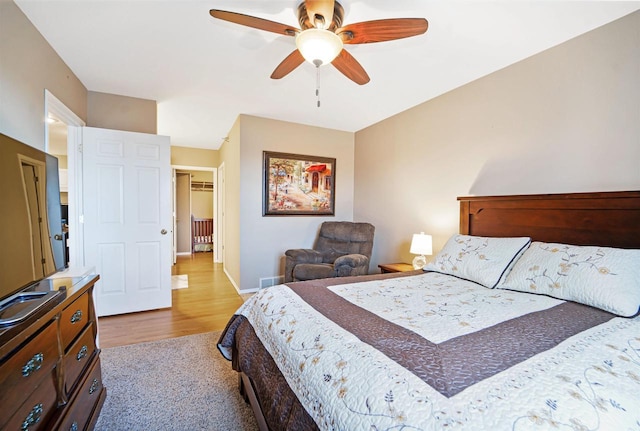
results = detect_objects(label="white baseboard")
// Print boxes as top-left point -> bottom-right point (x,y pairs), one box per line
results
223,267 -> 242,294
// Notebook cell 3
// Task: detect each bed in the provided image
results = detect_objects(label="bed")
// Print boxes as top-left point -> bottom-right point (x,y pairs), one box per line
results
218,191 -> 640,430
191,216 -> 213,253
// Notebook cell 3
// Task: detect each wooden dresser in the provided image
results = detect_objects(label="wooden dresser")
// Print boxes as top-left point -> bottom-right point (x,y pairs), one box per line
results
0,274 -> 106,431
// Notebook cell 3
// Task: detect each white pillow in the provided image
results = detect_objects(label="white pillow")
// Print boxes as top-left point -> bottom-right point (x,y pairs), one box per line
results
423,234 -> 531,288
500,242 -> 640,317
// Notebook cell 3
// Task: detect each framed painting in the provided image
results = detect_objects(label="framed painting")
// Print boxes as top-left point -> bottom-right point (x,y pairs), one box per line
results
263,151 -> 336,216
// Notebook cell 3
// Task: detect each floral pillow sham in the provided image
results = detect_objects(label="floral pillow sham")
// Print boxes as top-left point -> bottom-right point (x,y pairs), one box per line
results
423,234 -> 531,288
500,242 -> 640,317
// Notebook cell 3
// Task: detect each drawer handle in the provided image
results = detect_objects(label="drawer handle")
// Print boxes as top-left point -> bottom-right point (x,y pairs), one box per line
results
76,345 -> 88,361
70,310 -> 83,324
89,378 -> 100,394
21,403 -> 43,430
22,353 -> 44,377
70,421 -> 79,431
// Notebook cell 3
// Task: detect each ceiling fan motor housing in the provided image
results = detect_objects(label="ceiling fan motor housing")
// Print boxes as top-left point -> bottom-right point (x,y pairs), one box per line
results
297,1 -> 344,30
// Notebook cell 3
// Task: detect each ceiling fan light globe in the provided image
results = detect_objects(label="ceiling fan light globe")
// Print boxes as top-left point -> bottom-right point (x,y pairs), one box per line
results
296,28 -> 343,66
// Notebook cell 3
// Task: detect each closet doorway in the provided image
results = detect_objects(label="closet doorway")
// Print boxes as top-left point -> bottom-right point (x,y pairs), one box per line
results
172,165 -> 217,263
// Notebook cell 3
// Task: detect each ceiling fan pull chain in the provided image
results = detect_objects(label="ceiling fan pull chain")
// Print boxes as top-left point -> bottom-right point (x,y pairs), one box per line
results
316,64 -> 321,108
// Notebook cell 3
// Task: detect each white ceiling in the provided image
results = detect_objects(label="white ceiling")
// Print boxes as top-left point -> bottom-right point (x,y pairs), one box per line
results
16,1 -> 640,150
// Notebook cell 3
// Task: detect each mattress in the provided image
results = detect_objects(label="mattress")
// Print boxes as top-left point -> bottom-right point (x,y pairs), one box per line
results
193,242 -> 213,252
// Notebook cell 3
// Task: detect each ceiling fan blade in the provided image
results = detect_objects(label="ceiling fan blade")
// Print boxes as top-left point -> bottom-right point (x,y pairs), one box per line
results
338,18 -> 428,44
209,10 -> 298,37
271,50 -> 305,79
331,49 -> 370,85
305,0 -> 335,29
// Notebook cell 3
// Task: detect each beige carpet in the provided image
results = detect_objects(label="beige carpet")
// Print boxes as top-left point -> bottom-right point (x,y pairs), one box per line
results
95,331 -> 258,431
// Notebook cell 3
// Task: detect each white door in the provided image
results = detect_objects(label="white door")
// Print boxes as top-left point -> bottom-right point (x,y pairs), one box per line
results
82,127 -> 172,316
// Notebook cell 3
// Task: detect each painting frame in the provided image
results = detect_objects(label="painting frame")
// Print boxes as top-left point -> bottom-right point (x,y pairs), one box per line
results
263,151 -> 336,216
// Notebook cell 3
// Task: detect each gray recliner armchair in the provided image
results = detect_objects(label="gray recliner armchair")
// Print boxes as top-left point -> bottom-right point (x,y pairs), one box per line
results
284,221 -> 375,283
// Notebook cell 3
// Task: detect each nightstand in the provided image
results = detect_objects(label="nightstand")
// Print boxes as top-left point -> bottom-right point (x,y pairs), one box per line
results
378,263 -> 415,273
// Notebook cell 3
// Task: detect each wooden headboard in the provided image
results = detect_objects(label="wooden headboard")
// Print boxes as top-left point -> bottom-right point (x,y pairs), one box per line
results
458,191 -> 640,249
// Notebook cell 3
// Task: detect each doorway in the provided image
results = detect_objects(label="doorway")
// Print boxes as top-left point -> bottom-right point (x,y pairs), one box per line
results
45,90 -> 85,270
171,165 -> 217,305
172,165 -> 218,262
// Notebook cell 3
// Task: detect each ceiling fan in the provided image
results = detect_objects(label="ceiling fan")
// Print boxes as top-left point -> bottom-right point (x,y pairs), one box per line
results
209,0 -> 428,85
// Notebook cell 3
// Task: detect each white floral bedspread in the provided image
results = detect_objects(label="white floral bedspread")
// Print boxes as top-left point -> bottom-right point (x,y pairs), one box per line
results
236,273 -> 640,430
329,272 -> 562,343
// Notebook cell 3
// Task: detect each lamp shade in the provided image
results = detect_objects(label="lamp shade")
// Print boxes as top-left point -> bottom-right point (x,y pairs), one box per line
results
410,232 -> 433,256
295,28 -> 343,66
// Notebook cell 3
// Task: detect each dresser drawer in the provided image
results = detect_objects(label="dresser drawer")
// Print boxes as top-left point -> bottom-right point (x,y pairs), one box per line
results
58,357 -> 104,431
60,293 -> 90,350
64,323 -> 96,395
0,321 -> 58,427
2,370 -> 58,431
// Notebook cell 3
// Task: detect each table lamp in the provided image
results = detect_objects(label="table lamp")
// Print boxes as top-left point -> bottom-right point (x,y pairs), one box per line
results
410,232 -> 433,269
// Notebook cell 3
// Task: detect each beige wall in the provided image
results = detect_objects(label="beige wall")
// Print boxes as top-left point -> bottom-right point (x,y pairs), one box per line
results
191,191 -> 213,219
355,11 -> 640,268
190,171 -> 213,182
171,146 -> 219,167
0,0 -> 87,150
87,91 -> 156,134
219,117 -> 242,289
218,114 -> 355,292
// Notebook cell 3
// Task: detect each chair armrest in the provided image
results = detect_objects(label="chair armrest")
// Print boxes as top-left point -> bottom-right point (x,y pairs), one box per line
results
334,254 -> 370,277
285,248 -> 323,264
284,249 -> 323,283
333,254 -> 369,268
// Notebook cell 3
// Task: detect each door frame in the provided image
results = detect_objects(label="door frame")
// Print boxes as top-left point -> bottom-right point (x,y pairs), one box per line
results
173,171 -> 192,258
171,165 -> 218,263
44,90 -> 86,268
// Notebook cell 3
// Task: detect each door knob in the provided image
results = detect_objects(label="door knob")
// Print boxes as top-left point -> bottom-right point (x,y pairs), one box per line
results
161,229 -> 168,235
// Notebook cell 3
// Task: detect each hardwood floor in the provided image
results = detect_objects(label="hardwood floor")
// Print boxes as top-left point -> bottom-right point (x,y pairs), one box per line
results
97,252 -> 246,348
